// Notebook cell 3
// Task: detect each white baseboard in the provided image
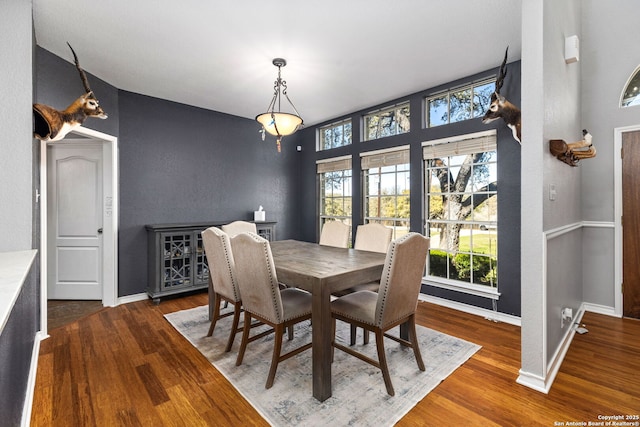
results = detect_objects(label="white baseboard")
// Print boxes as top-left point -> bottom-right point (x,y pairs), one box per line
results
418,294 -> 521,326
583,302 -> 619,317
22,330 -> 48,427
117,292 -> 149,305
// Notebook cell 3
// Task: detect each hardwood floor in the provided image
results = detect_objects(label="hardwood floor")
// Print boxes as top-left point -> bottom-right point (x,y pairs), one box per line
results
31,292 -> 640,426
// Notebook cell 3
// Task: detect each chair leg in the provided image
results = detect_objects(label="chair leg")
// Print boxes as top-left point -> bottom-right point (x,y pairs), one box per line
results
408,315 -> 425,371
224,301 -> 242,352
206,292 -> 223,337
363,329 -> 370,345
350,325 -> 357,346
235,311 -> 252,366
266,323 -> 284,389
287,325 -> 294,341
375,329 -> 394,396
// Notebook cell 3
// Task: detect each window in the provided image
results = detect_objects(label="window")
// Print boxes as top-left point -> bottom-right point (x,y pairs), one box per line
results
423,131 -> 497,291
318,156 -> 352,232
621,65 -> 640,107
363,102 -> 410,141
426,79 -> 495,128
318,119 -> 352,150
362,148 -> 410,239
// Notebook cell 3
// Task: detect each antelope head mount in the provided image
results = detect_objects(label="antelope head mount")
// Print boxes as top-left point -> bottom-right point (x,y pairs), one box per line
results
482,47 -> 521,144
33,43 -> 108,142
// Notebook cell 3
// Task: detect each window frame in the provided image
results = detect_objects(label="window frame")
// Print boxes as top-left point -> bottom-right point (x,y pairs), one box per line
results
422,131 -> 499,298
362,102 -> 411,142
317,156 -> 353,237
425,78 -> 496,128
361,146 -> 411,239
317,118 -> 353,151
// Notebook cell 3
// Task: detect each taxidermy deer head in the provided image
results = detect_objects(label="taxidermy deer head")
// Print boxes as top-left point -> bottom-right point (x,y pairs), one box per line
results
482,47 -> 521,144
33,43 -> 108,142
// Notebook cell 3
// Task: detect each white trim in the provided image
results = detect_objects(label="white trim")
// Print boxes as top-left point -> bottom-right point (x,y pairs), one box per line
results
40,126 -> 120,335
21,330 -> 47,427
614,124 -> 640,318
418,293 -> 520,326
421,129 -> 496,147
583,302 -> 618,317
422,278 -> 501,300
516,305 -> 585,394
117,292 -> 149,305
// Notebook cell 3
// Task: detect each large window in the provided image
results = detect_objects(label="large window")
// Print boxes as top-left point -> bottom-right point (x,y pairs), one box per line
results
362,148 -> 410,239
318,156 -> 352,231
423,131 -> 497,291
426,79 -> 495,128
318,119 -> 352,151
363,102 -> 410,141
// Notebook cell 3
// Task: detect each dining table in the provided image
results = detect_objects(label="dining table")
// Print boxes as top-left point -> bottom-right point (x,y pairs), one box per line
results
269,239 -> 387,402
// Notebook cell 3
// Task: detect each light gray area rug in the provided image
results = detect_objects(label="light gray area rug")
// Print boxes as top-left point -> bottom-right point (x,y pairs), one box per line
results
165,305 -> 480,427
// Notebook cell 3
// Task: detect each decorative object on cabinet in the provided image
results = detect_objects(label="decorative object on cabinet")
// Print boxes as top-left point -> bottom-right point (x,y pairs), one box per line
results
146,221 -> 276,303
481,46 -> 521,144
33,43 -> 107,142
549,130 -> 596,167
256,58 -> 303,152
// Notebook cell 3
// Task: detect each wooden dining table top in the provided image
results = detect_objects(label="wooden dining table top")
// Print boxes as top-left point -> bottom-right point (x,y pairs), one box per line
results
268,239 -> 387,401
269,239 -> 387,294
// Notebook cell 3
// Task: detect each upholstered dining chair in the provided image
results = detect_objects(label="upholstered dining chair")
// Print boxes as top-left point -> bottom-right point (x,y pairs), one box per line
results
330,232 -> 430,396
335,222 -> 394,343
319,220 -> 350,248
221,220 -> 257,237
230,232 -> 313,389
201,227 -> 245,352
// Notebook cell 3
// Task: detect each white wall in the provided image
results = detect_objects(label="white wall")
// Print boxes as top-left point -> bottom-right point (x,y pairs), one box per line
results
581,0 -> 640,308
0,0 -> 33,252
519,0 -> 583,392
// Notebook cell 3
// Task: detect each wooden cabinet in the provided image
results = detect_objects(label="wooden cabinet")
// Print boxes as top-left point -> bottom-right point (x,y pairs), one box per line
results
146,221 -> 276,303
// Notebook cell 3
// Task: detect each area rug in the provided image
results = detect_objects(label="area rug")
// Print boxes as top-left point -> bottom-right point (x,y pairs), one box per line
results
165,304 -> 480,427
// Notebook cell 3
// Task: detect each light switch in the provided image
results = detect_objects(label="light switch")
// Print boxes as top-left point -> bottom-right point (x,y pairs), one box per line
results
549,183 -> 557,201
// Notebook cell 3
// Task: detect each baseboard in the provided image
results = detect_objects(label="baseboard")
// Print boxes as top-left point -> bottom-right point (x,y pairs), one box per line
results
418,294 -> 521,326
117,292 -> 149,305
583,302 -> 619,317
22,330 -> 47,427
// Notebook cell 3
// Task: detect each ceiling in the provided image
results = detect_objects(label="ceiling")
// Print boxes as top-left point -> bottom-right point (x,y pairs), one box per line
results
33,1 -> 522,127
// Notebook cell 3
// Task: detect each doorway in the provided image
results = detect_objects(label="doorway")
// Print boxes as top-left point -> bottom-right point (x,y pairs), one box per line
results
621,129 -> 640,318
41,126 -> 118,331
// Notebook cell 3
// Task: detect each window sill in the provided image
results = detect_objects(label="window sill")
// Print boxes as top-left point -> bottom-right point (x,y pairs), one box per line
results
422,277 -> 500,300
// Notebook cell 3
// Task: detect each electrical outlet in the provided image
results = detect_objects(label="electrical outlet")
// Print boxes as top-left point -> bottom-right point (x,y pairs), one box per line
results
561,307 -> 573,328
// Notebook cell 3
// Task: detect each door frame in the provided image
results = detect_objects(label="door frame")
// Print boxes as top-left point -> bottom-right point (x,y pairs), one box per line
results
614,124 -> 640,318
40,126 -> 119,332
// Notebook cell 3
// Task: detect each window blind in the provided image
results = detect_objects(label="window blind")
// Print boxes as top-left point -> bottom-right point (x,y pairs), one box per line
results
316,156 -> 352,174
422,132 -> 497,159
361,149 -> 410,170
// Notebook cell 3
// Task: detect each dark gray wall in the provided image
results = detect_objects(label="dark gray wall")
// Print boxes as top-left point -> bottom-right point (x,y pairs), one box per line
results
36,47 -> 119,138
118,91 -> 300,296
296,62 -> 522,316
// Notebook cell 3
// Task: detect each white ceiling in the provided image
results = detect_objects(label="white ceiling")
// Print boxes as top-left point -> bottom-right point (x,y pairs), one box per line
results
33,0 -> 522,127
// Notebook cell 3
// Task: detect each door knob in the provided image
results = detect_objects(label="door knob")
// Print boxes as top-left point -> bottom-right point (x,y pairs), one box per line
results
97,228 -> 103,234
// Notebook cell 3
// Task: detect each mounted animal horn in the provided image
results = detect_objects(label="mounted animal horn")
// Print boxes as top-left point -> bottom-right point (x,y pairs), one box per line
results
482,46 -> 521,144
33,43 -> 108,142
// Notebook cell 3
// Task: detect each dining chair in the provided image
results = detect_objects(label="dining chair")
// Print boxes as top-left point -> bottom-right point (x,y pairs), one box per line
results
230,232 -> 313,389
201,227 -> 245,352
221,220 -> 257,237
319,220 -> 350,248
330,232 -> 430,396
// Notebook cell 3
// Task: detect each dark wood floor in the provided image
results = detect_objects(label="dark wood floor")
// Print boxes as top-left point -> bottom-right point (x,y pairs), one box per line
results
31,292 -> 640,426
47,300 -> 105,330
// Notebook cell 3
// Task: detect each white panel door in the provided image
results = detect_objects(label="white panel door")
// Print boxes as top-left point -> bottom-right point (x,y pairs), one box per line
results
47,143 -> 103,300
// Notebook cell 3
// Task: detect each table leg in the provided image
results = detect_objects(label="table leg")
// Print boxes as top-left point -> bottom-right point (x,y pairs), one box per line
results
311,280 -> 332,401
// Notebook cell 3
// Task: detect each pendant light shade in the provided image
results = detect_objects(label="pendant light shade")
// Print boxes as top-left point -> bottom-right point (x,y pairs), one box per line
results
256,58 -> 303,152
